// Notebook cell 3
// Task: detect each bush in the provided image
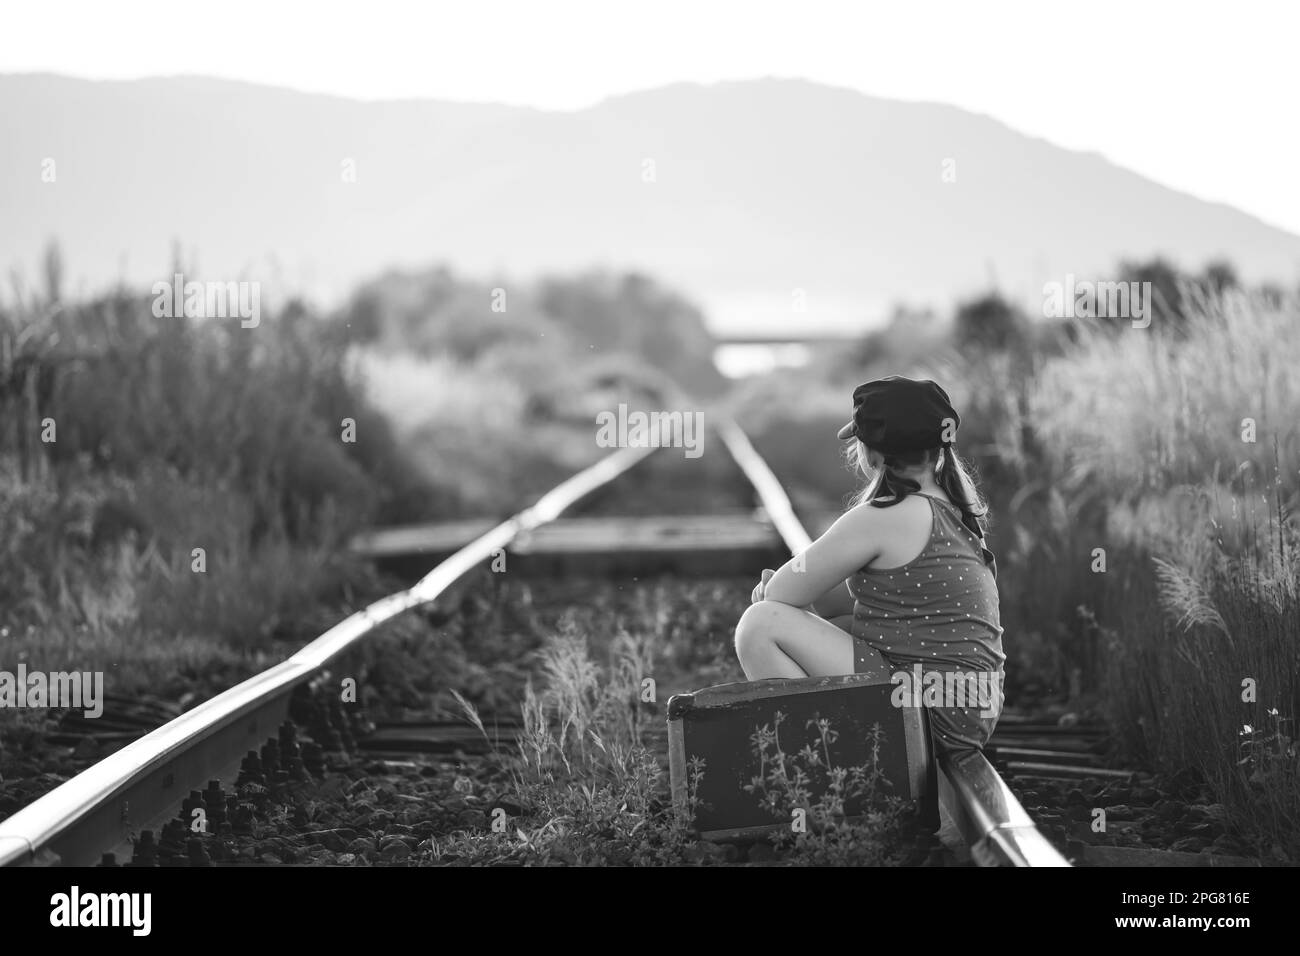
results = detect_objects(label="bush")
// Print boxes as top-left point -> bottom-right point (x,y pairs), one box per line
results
0,280 -> 417,698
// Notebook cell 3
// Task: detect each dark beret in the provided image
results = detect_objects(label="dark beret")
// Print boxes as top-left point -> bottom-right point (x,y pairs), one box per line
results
836,376 -> 960,453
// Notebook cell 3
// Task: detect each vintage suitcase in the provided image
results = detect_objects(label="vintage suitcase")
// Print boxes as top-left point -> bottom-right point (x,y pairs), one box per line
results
667,673 -> 936,841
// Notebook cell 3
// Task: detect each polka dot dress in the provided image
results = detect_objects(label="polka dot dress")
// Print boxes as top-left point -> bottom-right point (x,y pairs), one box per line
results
850,495 -> 1006,753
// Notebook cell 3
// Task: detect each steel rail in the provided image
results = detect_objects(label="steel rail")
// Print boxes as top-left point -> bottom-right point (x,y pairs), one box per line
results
715,418 -> 813,553
716,419 -> 1069,867
0,442 -> 655,867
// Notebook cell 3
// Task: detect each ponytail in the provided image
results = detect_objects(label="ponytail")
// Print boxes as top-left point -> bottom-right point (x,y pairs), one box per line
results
936,444 -> 990,540
845,442 -> 916,510
845,440 -> 989,540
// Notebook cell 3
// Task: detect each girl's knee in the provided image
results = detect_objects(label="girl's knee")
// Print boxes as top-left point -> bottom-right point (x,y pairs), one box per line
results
737,599 -> 791,631
734,600 -> 788,655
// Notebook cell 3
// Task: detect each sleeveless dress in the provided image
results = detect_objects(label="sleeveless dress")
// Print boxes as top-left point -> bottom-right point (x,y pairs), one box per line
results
846,493 -> 1005,753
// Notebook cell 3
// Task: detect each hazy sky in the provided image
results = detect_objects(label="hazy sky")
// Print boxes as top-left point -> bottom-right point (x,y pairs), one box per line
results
4,0 -> 1298,235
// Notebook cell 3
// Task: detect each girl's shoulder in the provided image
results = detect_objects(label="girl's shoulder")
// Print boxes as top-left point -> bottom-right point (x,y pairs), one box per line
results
915,491 -> 959,512
864,491 -> 954,513
847,493 -> 934,526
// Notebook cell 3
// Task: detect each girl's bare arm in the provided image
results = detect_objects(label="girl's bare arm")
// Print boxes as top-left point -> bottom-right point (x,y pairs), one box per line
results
808,580 -> 856,618
752,573 -> 853,615
761,505 -> 882,609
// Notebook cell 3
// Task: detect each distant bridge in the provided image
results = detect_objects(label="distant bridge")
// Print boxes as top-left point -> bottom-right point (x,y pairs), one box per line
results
712,333 -> 859,347
710,333 -> 860,376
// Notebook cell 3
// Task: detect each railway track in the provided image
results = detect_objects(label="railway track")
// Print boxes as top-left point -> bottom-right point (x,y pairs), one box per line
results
0,420 -> 1070,867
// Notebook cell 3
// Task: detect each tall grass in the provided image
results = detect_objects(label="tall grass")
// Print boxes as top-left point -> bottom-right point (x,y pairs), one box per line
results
1025,298 -> 1300,857
0,279 -> 423,713
430,624 -> 699,866
1028,304 -> 1299,496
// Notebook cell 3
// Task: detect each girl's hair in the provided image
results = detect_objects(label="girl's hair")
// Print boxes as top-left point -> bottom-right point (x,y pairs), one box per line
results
844,440 -> 989,538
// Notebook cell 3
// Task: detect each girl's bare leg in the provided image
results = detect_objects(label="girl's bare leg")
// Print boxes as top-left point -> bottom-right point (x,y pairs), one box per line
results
734,600 -> 886,680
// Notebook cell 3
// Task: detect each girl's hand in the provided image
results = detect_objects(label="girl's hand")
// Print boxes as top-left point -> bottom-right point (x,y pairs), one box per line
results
751,568 -> 775,604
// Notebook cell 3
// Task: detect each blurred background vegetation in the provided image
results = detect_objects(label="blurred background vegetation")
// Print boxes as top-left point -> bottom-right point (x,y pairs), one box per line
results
0,248 -> 722,696
1,244 -> 1296,854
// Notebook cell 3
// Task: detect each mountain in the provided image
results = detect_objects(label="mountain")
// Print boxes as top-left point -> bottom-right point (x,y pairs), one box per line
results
3,73 -> 1298,333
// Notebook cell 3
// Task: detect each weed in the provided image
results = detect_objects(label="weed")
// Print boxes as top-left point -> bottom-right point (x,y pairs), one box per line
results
744,711 -> 912,866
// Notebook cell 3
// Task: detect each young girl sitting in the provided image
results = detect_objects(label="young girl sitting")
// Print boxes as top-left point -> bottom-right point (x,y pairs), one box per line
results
733,376 -> 1005,753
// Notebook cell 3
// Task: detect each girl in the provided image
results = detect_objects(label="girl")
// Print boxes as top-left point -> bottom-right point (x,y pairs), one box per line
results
733,376 -> 1005,753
